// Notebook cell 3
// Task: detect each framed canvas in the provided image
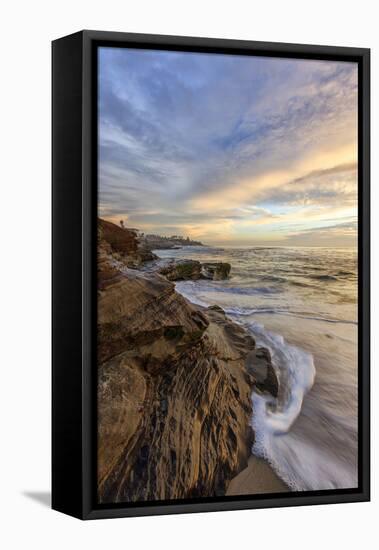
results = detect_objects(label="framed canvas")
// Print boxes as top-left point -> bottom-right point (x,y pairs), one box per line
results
52,30 -> 370,520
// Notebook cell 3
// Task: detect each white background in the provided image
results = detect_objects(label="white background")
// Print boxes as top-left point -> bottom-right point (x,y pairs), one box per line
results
0,0 -> 376,548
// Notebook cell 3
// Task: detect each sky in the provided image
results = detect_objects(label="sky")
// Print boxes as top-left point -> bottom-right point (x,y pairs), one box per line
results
98,47 -> 358,247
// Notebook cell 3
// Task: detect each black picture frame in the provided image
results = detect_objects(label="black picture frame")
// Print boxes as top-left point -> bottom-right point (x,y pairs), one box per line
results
52,30 -> 370,520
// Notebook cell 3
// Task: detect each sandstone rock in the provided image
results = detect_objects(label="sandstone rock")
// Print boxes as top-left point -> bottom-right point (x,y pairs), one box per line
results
208,304 -> 226,315
99,218 -> 139,256
97,229 -> 124,289
201,262 -> 231,280
246,347 -> 279,397
158,259 -> 202,281
97,239 -> 275,504
157,259 -> 231,281
98,218 -> 157,270
97,270 -> 209,364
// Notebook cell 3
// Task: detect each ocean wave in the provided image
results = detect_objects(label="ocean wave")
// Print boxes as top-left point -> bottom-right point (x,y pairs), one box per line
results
288,280 -> 317,289
248,323 -> 317,489
259,275 -> 288,283
250,323 -> 332,491
308,274 -> 338,281
247,321 -> 357,491
175,284 -> 357,326
225,306 -> 285,317
220,285 -> 283,295
176,281 -> 283,296
175,278 -> 357,490
336,270 -> 355,277
250,323 -> 315,435
171,248 -> 358,491
224,306 -> 357,326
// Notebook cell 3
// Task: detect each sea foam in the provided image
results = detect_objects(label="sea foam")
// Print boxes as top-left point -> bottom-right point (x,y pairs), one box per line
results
248,322 -> 357,491
170,247 -> 358,491
248,322 -> 317,489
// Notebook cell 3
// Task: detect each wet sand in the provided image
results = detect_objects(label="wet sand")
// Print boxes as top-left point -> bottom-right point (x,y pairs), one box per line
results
226,456 -> 289,495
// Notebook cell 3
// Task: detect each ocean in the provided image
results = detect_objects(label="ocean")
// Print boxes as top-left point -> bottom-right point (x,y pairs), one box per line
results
154,246 -> 358,492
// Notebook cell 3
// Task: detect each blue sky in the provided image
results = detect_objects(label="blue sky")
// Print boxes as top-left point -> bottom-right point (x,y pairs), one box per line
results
98,47 -> 358,247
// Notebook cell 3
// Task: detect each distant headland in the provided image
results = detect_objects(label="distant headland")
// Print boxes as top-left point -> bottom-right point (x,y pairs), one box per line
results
118,219 -> 204,249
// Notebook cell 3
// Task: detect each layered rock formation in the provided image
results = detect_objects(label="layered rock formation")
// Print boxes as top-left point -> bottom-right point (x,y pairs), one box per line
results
201,262 -> 231,280
158,259 -> 202,281
98,218 -> 157,270
97,218 -> 277,503
157,259 -> 231,281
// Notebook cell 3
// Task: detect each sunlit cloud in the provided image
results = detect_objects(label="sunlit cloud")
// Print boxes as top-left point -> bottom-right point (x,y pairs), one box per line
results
99,47 -> 358,247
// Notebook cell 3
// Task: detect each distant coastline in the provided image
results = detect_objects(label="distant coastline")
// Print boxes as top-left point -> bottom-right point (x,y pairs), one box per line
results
143,233 -> 204,250
117,219 -> 205,250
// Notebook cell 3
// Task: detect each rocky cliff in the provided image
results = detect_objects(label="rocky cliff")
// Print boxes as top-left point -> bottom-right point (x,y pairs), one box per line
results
97,219 -> 277,503
98,218 -> 157,271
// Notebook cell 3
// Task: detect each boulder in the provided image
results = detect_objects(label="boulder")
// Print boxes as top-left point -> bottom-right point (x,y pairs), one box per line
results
246,347 -> 279,397
158,260 -> 231,281
201,262 -> 231,280
158,259 -> 202,281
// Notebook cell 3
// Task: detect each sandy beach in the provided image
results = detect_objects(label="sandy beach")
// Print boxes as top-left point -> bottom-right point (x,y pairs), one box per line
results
226,456 -> 289,495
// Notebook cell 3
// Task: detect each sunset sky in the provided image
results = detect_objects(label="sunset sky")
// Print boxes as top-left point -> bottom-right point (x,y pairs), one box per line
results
98,47 -> 358,247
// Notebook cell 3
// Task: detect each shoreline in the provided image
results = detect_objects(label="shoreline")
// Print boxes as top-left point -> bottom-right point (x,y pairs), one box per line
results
159,256 -> 290,497
99,220 -> 292,499
226,455 -> 289,495
98,220 -> 358,498
173,283 -> 290,496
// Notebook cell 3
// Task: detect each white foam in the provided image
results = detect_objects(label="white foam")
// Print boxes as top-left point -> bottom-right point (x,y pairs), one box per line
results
175,281 -> 357,491
251,324 -> 315,436
248,323 -> 356,491
174,281 -> 210,308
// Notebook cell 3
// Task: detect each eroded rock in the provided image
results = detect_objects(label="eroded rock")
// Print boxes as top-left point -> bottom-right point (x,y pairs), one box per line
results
158,259 -> 202,281
201,262 -> 231,280
246,347 -> 279,397
97,222 -> 276,503
157,259 -> 231,281
98,218 -> 157,270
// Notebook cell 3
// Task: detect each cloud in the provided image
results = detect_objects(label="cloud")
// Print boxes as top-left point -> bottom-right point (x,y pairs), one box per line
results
283,220 -> 358,247
257,162 -> 358,207
98,47 -> 358,246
